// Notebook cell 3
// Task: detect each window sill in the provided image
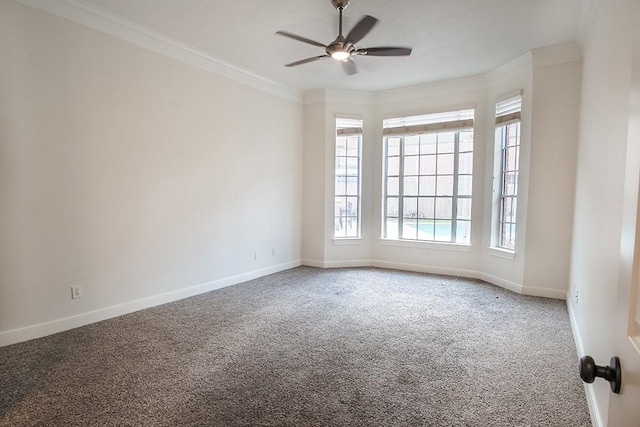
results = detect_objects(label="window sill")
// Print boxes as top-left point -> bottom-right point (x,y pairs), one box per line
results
378,239 -> 471,252
333,238 -> 363,246
488,247 -> 516,260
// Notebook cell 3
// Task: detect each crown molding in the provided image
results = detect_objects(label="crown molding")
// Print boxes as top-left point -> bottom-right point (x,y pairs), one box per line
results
12,0 -> 303,103
531,42 -> 582,69
374,75 -> 487,105
486,52 -> 532,87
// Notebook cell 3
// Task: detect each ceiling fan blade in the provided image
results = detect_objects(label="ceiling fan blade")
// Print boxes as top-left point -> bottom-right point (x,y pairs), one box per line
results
285,55 -> 330,67
346,15 -> 378,44
342,59 -> 357,75
276,31 -> 327,48
358,47 -> 413,56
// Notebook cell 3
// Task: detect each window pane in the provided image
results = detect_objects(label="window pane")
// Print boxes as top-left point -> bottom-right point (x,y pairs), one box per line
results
347,197 -> 358,216
387,156 -> 400,176
386,218 -> 399,239
386,197 -> 399,217
503,172 -> 518,196
506,123 -> 520,147
346,137 -> 359,156
502,197 -> 511,223
505,146 -> 518,172
385,218 -> 398,239
420,133 -> 437,154
435,220 -> 452,242
459,152 -> 473,174
438,132 -> 455,153
502,197 -> 517,223
402,219 -> 418,239
457,198 -> 472,220
458,175 -> 472,196
437,153 -> 455,174
419,176 -> 436,196
346,158 -> 359,177
456,220 -> 471,244
387,137 -> 401,156
405,135 -> 420,155
335,176 -> 346,195
335,218 -> 346,237
417,219 -> 435,240
345,217 -> 359,237
346,177 -> 358,195
459,131 -> 474,152
418,197 -> 435,218
387,177 -> 399,196
420,155 -> 437,175
403,197 -> 418,218
404,176 -> 419,196
509,198 -> 517,223
435,197 -> 452,219
501,223 -> 516,250
335,196 -> 346,216
336,157 -> 346,175
404,155 -> 419,175
436,175 -> 454,196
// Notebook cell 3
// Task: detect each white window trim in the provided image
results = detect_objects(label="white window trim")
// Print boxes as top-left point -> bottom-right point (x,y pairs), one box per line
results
490,92 -> 522,252
487,246 -> 516,260
381,123 -> 474,245
379,238 -> 472,252
334,116 -> 363,240
333,238 -> 363,246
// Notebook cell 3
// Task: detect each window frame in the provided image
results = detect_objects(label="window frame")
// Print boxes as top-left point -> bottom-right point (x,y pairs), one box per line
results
381,109 -> 475,245
492,93 -> 523,252
334,118 -> 363,239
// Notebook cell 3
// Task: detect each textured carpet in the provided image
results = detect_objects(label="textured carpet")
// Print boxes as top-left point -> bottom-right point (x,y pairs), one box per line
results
0,267 -> 590,426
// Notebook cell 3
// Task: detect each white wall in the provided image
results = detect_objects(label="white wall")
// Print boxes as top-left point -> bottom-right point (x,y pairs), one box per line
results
0,1 -> 303,345
524,45 -> 582,295
569,0 -> 635,424
302,89 -> 376,268
482,55 -> 533,289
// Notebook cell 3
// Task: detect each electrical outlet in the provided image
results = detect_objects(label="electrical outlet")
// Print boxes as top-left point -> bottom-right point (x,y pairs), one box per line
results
272,248 -> 276,257
253,251 -> 259,261
574,290 -> 579,304
71,286 -> 82,299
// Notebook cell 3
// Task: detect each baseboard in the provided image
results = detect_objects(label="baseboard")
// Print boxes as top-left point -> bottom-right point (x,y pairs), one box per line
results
322,259 -> 375,268
371,259 -> 480,279
0,260 -> 301,347
301,258 -> 326,268
567,298 -> 604,427
301,259 -> 568,302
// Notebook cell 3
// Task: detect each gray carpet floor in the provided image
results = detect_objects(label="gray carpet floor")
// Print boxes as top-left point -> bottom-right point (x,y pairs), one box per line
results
1,267 -> 591,426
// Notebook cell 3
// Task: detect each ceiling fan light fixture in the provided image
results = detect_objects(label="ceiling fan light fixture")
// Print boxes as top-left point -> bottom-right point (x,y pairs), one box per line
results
331,51 -> 350,61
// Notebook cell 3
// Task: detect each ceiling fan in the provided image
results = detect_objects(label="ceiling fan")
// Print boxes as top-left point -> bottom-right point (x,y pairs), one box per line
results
276,0 -> 412,75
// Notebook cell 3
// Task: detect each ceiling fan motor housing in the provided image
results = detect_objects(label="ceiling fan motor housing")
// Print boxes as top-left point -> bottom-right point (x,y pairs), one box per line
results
331,0 -> 349,10
326,35 -> 352,58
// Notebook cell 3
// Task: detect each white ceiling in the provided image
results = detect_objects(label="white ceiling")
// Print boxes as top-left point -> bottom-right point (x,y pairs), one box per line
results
78,0 -> 585,92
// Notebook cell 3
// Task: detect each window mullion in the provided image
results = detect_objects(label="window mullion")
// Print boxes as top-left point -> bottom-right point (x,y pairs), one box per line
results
451,131 -> 460,243
383,137 -> 390,238
397,136 -> 405,239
